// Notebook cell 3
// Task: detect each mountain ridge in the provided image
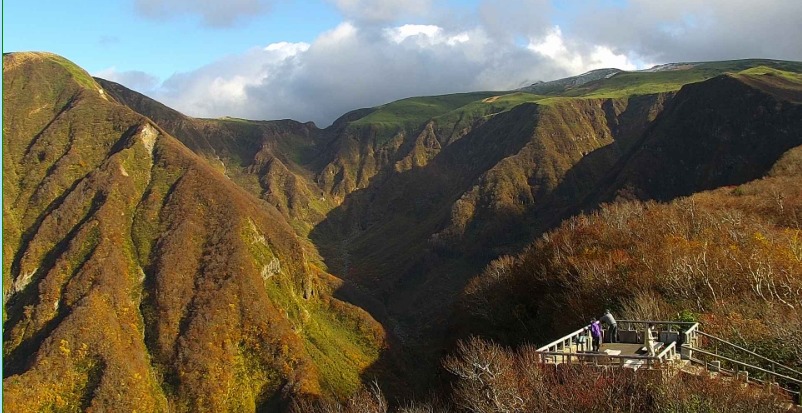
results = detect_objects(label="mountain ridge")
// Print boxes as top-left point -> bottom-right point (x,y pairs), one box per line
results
88,55 -> 802,391
5,51 -> 802,410
3,52 -> 386,412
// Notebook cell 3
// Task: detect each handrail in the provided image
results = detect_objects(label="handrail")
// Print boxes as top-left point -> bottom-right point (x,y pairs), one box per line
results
687,359 -> 801,401
617,320 -> 699,326
536,321 -> 698,354
656,341 -> 677,360
684,345 -> 802,386
536,348 -> 675,363
539,351 -> 661,368
537,341 -> 677,368
537,325 -> 589,352
695,362 -> 784,391
617,320 -> 700,337
537,351 -> 658,360
534,318 -> 802,406
537,343 -> 675,362
696,330 -> 802,379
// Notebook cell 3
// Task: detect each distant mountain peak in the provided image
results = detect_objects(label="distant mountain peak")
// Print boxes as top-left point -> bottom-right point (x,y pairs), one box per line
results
518,68 -> 622,94
641,62 -> 698,72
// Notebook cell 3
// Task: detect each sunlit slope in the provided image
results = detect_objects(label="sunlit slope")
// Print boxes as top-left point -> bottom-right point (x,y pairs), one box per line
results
97,78 -> 335,237
2,52 -> 385,412
455,66 -> 802,357
90,54 -> 802,395
521,58 -> 802,97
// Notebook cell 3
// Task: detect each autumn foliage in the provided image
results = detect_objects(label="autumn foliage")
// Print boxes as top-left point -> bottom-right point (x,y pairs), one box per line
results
3,52 -> 386,412
5,51 -> 802,412
459,145 -> 802,370
297,336 -> 790,413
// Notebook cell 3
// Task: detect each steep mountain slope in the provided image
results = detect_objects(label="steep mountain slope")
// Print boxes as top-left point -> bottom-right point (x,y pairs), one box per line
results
308,95 -> 670,340
98,77 -> 336,239
592,71 -> 802,203
307,62 -> 802,386
458,144 -> 802,358
454,68 -> 802,354
519,67 -> 621,94
3,52 -> 385,412
93,58 -> 802,393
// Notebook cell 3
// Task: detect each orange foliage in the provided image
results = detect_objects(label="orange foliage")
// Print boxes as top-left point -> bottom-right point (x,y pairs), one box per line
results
459,156 -> 802,369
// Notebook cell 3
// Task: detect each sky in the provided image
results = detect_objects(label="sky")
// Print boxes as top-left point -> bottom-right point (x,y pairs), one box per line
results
4,0 -> 802,126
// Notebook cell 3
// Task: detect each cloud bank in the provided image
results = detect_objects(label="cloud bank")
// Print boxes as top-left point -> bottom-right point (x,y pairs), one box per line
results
112,0 -> 802,126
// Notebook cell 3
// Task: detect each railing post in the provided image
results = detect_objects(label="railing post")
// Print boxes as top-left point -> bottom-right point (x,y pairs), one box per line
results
737,371 -> 748,383
710,360 -> 721,372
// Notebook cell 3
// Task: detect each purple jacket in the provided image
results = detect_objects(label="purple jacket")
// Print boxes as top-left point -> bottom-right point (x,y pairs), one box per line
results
590,321 -> 602,338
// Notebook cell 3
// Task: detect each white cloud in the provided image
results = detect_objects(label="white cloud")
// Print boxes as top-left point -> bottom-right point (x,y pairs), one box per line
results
384,24 -> 471,47
112,1 -> 802,127
528,26 -> 638,74
529,27 -> 573,61
566,0 -> 802,63
155,41 -> 309,118
385,24 -> 442,43
264,42 -> 310,56
139,21 -> 573,125
136,20 -> 645,125
316,22 -> 359,47
588,47 -> 639,72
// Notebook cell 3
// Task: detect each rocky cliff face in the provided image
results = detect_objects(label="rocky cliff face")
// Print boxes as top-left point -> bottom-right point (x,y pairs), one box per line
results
451,69 -> 802,347
595,73 -> 802,203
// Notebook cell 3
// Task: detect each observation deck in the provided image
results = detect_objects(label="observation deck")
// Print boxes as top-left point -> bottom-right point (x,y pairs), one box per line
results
536,319 -> 802,404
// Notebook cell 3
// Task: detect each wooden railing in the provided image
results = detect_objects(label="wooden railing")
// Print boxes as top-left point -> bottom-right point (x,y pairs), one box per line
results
535,319 -> 681,368
694,330 -> 802,379
684,345 -> 802,403
536,341 -> 677,369
535,319 -> 801,404
536,325 -> 591,353
684,329 -> 802,403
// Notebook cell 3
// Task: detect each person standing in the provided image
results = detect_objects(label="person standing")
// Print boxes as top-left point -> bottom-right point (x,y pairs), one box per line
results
645,323 -> 657,357
590,318 -> 603,352
601,309 -> 618,343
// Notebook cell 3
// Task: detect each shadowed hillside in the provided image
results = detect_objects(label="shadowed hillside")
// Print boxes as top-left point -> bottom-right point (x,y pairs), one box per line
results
93,57 -> 802,398
592,71 -> 802,204
457,144 -> 802,359
454,72 -> 802,358
8,52 -> 802,410
3,52 -> 385,412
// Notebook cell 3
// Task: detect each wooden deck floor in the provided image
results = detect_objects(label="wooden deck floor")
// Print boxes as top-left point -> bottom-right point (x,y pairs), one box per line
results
542,341 -> 671,369
598,343 -> 647,357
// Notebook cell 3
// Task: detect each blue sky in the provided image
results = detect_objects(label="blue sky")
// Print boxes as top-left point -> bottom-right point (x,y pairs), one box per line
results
3,0 -> 341,79
4,0 -> 802,126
